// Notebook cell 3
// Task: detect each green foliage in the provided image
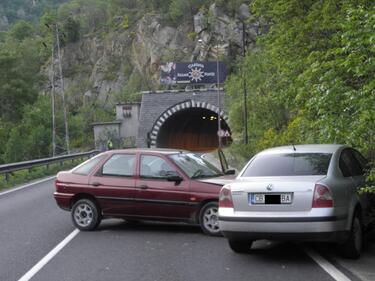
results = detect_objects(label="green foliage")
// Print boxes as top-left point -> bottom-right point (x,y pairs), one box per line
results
187,31 -> 197,41
3,96 -> 52,163
63,16 -> 80,42
226,0 -> 375,161
114,71 -> 145,103
0,34 -> 44,122
8,20 -> 35,41
0,0 -> 68,26
122,15 -> 130,30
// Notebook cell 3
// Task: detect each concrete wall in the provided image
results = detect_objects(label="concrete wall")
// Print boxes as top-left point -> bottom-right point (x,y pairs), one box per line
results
93,122 -> 121,151
115,103 -> 141,147
136,89 -> 227,148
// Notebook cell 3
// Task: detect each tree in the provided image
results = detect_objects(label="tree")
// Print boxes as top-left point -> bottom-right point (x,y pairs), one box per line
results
8,20 -> 34,41
226,0 -> 375,159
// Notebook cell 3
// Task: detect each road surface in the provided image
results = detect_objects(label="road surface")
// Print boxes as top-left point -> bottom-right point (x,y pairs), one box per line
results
0,178 -> 373,281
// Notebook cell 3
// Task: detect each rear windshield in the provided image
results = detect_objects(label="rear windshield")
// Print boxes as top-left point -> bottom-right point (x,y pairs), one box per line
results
241,153 -> 332,177
72,155 -> 104,175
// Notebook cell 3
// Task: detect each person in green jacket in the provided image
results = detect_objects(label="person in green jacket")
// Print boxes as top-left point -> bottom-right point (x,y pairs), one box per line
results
107,139 -> 113,150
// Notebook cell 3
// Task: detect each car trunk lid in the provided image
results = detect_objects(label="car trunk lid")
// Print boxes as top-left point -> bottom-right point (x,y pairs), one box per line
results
231,176 -> 326,212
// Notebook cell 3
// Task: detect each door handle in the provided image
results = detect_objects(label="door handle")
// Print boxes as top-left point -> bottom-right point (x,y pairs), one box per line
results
92,182 -> 101,187
139,185 -> 148,190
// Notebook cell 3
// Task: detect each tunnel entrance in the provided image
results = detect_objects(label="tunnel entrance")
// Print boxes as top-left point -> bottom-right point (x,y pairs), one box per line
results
155,107 -> 232,152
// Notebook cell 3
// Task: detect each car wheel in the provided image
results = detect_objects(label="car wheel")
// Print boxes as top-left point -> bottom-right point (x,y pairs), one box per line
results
125,219 -> 140,224
199,202 -> 221,236
71,199 -> 101,231
340,211 -> 362,259
228,239 -> 253,253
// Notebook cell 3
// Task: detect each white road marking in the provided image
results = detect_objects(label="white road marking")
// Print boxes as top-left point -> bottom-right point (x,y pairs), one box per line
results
304,248 -> 352,281
0,176 -> 56,196
18,229 -> 80,281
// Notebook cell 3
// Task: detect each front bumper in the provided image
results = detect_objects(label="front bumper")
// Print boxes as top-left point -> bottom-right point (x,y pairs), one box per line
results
219,215 -> 349,242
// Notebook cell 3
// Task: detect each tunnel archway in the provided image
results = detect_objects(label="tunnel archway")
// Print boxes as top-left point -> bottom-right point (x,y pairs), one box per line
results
149,100 -> 232,152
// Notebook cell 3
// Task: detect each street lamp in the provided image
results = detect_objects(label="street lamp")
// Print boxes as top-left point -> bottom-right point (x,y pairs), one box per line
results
197,38 -> 222,149
216,43 -> 222,149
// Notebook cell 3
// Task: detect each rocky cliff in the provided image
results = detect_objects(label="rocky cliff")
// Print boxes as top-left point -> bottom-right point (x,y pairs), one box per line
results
48,3 -> 260,107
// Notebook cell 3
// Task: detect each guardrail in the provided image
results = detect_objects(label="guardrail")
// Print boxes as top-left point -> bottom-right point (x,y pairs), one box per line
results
0,150 -> 99,182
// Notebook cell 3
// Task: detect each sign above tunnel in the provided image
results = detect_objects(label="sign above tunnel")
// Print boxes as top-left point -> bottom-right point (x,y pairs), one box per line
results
160,62 -> 227,85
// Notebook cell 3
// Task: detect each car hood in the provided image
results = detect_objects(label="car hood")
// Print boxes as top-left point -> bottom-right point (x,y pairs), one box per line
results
196,175 -> 235,186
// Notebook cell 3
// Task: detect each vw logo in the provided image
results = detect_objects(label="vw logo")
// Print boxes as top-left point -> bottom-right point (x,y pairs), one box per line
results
266,184 -> 273,191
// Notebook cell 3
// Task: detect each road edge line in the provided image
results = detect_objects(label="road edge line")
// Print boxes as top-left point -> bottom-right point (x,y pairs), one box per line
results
304,247 -> 352,281
18,229 -> 80,281
0,176 -> 56,197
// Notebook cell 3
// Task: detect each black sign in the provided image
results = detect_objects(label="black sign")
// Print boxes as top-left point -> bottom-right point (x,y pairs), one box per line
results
160,62 -> 227,85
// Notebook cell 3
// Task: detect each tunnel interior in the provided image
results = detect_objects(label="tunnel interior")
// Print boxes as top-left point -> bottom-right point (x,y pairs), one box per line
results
156,108 -> 232,152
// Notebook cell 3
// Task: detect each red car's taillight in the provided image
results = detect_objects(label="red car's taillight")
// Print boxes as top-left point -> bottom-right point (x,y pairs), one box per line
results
55,179 -> 64,191
312,184 -> 333,208
219,186 -> 234,208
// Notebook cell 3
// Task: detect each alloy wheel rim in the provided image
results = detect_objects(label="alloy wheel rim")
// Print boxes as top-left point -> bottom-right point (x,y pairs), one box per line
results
74,203 -> 94,227
203,206 -> 220,234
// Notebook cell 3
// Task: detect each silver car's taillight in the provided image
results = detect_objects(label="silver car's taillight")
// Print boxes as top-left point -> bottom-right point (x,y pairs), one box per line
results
312,184 -> 333,208
219,185 -> 234,208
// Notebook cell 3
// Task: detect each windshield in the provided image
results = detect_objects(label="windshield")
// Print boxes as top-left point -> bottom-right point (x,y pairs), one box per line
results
169,153 -> 223,179
241,153 -> 332,177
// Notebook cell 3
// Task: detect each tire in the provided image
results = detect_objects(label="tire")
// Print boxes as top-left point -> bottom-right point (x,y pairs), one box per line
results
71,199 -> 101,231
228,239 -> 253,253
124,219 -> 140,224
199,202 -> 221,236
340,211 -> 363,259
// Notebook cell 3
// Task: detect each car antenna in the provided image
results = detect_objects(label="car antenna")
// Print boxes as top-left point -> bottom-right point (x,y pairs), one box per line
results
292,144 -> 296,151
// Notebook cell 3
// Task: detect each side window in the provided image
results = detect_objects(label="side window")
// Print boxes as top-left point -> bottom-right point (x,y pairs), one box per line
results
339,149 -> 363,177
101,154 -> 135,177
140,155 -> 178,179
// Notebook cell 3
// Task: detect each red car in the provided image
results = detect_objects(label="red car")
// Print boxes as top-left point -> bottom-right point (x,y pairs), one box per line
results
54,149 -> 235,235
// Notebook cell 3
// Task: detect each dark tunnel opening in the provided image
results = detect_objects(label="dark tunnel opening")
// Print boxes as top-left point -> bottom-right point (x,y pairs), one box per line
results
156,108 -> 232,152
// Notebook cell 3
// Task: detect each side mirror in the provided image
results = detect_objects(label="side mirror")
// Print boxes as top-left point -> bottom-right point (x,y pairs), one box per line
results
225,169 -> 236,175
167,175 -> 183,185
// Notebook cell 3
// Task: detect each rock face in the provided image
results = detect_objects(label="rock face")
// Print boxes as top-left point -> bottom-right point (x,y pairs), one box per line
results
48,4 -> 259,106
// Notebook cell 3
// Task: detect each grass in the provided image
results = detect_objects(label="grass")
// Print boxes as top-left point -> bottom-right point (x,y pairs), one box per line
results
0,159 -> 84,191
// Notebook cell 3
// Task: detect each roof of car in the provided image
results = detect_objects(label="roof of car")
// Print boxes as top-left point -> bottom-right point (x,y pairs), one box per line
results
102,148 -> 189,155
258,144 -> 347,155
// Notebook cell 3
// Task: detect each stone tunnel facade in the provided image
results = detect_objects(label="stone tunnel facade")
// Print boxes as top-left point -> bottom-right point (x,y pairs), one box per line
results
136,89 -> 230,151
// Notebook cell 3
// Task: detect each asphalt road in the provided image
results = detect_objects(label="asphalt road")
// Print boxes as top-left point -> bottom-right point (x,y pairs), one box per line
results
0,178 -> 372,281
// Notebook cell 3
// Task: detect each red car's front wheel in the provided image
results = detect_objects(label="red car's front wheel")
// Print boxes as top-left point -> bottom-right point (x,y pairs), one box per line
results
199,202 -> 221,236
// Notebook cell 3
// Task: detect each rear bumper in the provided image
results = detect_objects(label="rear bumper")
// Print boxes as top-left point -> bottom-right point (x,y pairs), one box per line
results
53,192 -> 74,211
219,216 -> 349,242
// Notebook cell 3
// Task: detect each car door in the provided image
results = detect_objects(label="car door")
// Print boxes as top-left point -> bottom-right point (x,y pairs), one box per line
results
134,153 -> 192,220
89,153 -> 137,216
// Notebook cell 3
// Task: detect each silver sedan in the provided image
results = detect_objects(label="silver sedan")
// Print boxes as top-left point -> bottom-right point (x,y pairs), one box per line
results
218,144 -> 372,259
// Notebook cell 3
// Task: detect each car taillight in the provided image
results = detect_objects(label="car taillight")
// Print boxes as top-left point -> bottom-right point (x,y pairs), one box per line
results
55,180 -> 63,191
312,184 -> 333,208
219,186 -> 234,208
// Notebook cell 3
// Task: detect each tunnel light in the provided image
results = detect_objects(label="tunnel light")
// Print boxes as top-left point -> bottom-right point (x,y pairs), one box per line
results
202,116 -> 206,119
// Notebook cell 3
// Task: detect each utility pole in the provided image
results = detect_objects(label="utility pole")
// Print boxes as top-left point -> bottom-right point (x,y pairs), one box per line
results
50,38 -> 56,157
242,20 -> 249,144
55,24 -> 70,154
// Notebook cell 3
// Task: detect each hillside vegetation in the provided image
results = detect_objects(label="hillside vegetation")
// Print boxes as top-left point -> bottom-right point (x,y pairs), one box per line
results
0,0 -> 373,192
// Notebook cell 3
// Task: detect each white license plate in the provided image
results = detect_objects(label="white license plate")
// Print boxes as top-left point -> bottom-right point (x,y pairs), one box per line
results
249,193 -> 293,204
